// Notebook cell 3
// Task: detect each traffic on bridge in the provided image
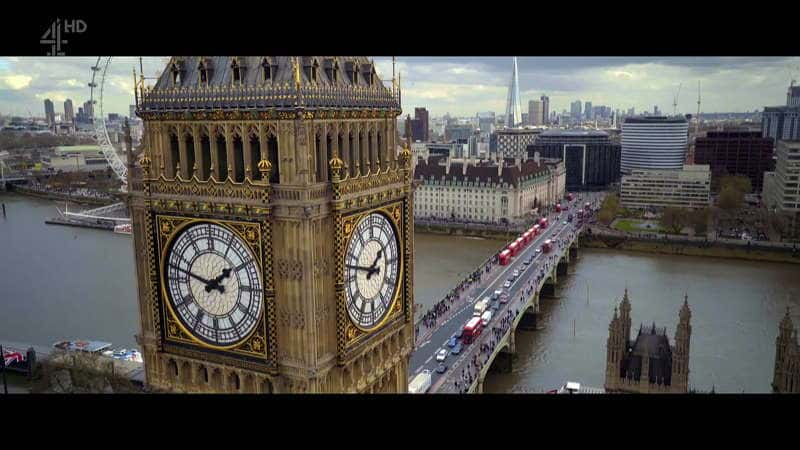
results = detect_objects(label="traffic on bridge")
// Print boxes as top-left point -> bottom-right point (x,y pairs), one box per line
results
408,192 -> 604,394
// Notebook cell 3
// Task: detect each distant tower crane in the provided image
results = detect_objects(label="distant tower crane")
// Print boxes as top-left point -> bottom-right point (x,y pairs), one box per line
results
673,83 -> 682,116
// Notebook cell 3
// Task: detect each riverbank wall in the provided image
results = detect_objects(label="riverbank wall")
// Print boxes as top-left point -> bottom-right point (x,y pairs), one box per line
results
414,222 -> 516,241
7,186 -> 117,206
582,233 -> 800,264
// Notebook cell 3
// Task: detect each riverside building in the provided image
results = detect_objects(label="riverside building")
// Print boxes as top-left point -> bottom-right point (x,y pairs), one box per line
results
413,153 -> 565,223
621,116 -> 689,173
620,164 -> 711,209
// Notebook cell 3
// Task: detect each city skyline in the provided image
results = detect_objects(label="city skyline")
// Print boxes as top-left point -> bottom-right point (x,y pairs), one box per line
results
1,56 -> 798,120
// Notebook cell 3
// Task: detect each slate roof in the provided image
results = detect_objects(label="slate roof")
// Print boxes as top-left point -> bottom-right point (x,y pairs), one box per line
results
621,323 -> 673,385
138,56 -> 399,113
413,156 -> 552,188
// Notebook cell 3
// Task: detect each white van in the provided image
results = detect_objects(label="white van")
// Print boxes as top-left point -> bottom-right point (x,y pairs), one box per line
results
473,299 -> 489,317
480,310 -> 493,327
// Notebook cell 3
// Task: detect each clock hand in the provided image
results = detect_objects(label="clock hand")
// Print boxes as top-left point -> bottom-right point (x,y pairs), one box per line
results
346,264 -> 374,272
171,264 -> 214,285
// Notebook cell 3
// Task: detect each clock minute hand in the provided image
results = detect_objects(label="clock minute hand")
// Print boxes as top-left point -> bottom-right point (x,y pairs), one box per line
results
346,264 -> 374,272
171,264 -> 213,285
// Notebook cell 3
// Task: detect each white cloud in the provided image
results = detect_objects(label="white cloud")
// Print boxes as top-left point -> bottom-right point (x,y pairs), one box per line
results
1,74 -> 33,90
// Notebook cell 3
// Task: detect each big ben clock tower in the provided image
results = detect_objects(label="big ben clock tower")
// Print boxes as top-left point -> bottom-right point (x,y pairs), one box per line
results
130,56 -> 414,393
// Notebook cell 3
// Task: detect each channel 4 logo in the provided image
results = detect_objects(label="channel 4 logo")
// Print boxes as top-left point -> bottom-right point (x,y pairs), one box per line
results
40,18 -> 87,56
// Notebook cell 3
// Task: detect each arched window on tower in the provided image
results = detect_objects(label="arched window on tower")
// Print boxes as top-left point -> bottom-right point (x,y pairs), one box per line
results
261,58 -> 272,82
215,133 -> 228,181
198,61 -> 208,85
266,135 -> 279,184
168,132 -> 180,179
348,132 -> 356,177
315,132 -> 324,181
184,133 -> 195,179
231,59 -> 242,84
200,133 -> 211,181
171,63 -> 182,86
326,132 -> 334,181
250,132 -> 262,181
312,60 -> 319,83
232,134 -> 245,182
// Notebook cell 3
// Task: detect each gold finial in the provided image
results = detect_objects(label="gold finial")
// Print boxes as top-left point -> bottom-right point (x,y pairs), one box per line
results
329,156 -> 344,182
257,158 -> 272,181
293,57 -> 301,89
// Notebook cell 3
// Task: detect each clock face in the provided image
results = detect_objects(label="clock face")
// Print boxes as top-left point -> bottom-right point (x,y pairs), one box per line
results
163,221 -> 263,348
344,212 -> 401,330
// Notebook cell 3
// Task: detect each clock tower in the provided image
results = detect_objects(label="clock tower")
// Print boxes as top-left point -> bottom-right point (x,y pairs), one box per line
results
130,56 -> 414,393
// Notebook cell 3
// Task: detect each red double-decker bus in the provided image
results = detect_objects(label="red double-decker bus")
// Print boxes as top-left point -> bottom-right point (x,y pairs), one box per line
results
508,241 -> 519,256
555,203 -> 562,213
539,217 -> 549,229
499,249 -> 512,266
462,317 -> 483,345
567,193 -> 574,202
533,224 -> 540,236
515,237 -> 525,250
542,239 -> 553,253
523,230 -> 532,244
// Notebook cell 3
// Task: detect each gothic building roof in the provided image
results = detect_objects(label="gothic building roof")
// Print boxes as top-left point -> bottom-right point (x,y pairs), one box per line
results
138,56 -> 399,113
622,323 -> 673,385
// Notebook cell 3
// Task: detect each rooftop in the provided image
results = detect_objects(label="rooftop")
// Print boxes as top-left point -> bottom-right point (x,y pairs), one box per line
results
624,116 -> 688,124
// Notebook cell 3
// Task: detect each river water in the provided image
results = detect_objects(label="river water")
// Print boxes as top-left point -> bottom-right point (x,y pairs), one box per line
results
2,193 -> 798,393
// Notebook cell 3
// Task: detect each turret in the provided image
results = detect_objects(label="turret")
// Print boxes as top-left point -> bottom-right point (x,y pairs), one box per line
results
619,288 -> 632,348
671,294 -> 692,393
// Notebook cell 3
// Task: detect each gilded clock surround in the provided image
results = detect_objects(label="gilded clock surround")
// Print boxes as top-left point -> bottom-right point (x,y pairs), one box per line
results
339,204 -> 405,339
156,215 -> 270,358
129,56 -> 413,393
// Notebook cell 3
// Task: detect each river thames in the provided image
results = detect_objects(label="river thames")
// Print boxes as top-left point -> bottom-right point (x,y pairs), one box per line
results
1,193 -> 799,392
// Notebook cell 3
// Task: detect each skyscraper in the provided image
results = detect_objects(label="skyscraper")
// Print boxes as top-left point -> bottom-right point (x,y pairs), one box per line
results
64,99 -> 74,123
529,100 -> 543,125
44,99 -> 55,126
570,100 -> 582,121
504,57 -> 522,128
540,95 -> 550,125
584,101 -> 593,120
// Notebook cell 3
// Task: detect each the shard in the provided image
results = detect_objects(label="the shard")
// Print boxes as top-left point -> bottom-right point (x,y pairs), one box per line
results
504,56 -> 522,128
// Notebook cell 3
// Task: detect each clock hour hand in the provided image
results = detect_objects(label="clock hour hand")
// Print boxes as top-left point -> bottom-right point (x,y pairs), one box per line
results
346,264 -> 374,272
366,249 -> 383,280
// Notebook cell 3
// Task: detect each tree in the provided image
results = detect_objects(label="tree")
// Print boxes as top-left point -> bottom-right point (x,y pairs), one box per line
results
597,208 -> 615,226
717,186 -> 744,213
660,207 -> 688,234
720,175 -> 752,196
689,208 -> 710,235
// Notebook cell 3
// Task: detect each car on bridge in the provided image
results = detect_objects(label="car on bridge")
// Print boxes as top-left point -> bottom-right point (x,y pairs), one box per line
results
435,364 -> 447,374
503,280 -> 512,288
447,335 -> 459,348
451,342 -> 463,355
491,289 -> 503,301
436,348 -> 448,362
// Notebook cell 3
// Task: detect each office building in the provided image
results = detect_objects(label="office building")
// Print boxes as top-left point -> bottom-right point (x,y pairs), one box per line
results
621,116 -> 689,173
82,100 -> 93,121
762,140 -> 800,237
620,164 -> 711,209
540,95 -> 550,125
476,112 -> 495,138
64,99 -> 74,123
571,100 -> 582,121
529,100 -> 543,126
528,130 -> 621,191
490,128 -> 541,159
445,123 -> 474,143
694,130 -> 774,191
584,101 -> 593,120
413,154 -> 566,223
44,99 -> 55,126
762,83 -> 800,143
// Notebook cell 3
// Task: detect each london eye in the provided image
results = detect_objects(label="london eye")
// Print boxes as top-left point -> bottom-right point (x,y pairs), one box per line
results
88,57 -> 128,190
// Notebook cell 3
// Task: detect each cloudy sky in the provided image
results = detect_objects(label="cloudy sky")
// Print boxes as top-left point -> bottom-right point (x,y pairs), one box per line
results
1,56 -> 798,119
